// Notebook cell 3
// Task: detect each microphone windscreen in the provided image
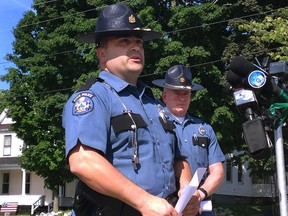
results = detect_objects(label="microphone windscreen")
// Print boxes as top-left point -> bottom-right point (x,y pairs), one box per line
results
229,56 -> 257,78
227,70 -> 242,87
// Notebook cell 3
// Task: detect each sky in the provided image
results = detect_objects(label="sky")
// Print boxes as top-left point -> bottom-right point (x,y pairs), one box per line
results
0,0 -> 33,90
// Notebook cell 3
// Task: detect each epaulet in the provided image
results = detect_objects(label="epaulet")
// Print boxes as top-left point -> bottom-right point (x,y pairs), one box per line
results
189,114 -> 204,124
76,77 -> 104,92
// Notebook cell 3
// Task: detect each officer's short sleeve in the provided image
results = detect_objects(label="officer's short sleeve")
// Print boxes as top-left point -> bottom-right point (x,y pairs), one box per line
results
207,125 -> 226,165
63,89 -> 110,157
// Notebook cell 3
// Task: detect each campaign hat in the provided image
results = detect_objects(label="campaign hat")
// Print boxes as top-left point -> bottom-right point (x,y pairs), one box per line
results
152,65 -> 204,91
77,3 -> 162,44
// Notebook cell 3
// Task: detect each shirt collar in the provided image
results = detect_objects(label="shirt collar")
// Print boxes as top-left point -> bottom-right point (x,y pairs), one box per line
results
163,107 -> 197,124
98,70 -> 154,99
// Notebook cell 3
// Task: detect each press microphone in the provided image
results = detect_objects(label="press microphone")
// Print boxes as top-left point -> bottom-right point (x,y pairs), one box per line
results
226,57 -> 264,119
229,56 -> 257,78
228,56 -> 288,110
226,70 -> 242,88
229,56 -> 268,90
227,56 -> 273,159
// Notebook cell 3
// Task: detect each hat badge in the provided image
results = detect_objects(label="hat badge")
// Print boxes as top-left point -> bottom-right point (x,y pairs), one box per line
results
128,15 -> 136,23
179,77 -> 186,83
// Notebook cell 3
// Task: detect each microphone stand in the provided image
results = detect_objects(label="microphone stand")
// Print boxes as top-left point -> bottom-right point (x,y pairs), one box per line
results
274,124 -> 288,216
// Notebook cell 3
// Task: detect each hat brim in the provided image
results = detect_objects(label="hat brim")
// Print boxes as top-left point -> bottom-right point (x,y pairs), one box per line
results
76,29 -> 162,44
152,79 -> 204,91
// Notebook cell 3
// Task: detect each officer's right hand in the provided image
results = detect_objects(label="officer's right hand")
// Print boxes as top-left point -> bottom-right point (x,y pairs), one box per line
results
182,191 -> 201,216
138,195 -> 179,216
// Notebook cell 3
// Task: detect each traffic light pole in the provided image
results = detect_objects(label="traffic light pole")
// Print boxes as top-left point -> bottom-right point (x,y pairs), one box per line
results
274,125 -> 288,216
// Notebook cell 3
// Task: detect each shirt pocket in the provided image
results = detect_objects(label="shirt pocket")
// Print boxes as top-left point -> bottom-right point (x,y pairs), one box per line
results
192,136 -> 210,167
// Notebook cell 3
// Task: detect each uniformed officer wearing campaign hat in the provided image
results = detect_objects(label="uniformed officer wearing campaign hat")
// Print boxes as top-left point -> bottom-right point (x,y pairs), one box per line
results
63,3 -> 198,216
152,64 -> 204,91
153,64 -> 225,216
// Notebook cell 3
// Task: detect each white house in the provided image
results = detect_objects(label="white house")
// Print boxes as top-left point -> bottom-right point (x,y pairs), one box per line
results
214,150 -> 280,205
0,109 -> 76,214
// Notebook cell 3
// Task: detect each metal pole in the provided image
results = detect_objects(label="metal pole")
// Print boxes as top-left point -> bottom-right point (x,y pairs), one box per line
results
274,125 -> 288,216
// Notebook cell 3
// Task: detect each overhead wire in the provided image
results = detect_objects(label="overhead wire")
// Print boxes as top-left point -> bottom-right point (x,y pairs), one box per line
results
0,45 -> 284,101
140,45 -> 287,78
0,0 -> 129,31
165,6 -> 288,35
0,0 -> 57,14
0,3 -> 287,98
0,5 -> 287,67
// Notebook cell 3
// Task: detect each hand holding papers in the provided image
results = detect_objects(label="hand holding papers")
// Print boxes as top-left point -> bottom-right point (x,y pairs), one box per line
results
175,167 -> 208,215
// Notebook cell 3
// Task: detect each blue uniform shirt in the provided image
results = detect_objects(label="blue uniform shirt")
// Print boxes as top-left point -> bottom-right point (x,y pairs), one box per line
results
168,113 -> 225,176
63,71 -> 184,198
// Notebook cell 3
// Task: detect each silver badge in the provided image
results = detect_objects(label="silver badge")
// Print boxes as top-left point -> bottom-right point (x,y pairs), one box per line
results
198,125 -> 206,135
157,104 -> 168,123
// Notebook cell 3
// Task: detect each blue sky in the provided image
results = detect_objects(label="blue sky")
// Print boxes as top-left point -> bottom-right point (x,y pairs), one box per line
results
0,0 -> 33,90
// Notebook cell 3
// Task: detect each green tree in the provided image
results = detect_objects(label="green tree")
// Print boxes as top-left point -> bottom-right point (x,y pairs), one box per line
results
2,0 -> 288,211
239,8 -> 288,61
2,0 -> 98,211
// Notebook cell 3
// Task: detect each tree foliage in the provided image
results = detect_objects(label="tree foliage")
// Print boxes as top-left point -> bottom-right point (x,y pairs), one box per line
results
2,0 -> 99,190
1,0 -> 288,202
239,8 -> 288,61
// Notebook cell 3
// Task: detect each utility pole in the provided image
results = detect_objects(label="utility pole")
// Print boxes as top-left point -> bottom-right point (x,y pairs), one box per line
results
274,125 -> 288,216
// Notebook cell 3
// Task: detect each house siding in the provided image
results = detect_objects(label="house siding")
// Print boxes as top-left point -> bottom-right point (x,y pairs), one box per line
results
215,152 -> 278,202
0,109 -> 76,207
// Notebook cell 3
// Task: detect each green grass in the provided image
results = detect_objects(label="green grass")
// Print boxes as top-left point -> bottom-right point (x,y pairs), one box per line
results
213,203 -> 275,216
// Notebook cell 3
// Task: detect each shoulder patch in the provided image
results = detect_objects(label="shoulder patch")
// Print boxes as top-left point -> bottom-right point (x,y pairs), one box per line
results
72,92 -> 94,115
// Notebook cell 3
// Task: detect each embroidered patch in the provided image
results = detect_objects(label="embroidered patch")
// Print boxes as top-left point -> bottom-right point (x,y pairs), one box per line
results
72,92 -> 94,115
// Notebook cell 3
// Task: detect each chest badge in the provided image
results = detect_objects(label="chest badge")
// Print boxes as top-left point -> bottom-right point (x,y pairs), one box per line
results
157,104 -> 168,123
198,125 -> 206,136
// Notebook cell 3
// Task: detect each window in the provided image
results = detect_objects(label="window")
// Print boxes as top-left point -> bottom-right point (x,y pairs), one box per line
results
3,135 -> 12,156
237,163 -> 243,183
226,160 -> 232,182
25,173 -> 31,194
59,185 -> 66,197
2,173 -> 9,194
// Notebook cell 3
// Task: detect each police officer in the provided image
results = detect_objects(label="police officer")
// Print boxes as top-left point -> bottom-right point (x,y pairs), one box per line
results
153,65 -> 226,216
63,3 -> 198,216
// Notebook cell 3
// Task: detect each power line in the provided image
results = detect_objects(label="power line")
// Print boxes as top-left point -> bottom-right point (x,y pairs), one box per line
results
0,0 -> 57,13
32,0 -> 59,7
0,45 -> 284,101
140,45 -> 286,78
0,2 -> 286,91
0,0 -> 129,33
25,0 -> 59,9
0,87 -> 73,100
0,5 -> 286,66
1,2 -> 286,33
165,6 -> 288,34
0,0 -> 59,32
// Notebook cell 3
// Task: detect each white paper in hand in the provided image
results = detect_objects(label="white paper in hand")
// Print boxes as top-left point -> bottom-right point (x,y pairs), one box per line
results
200,200 -> 213,212
174,167 -> 207,215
